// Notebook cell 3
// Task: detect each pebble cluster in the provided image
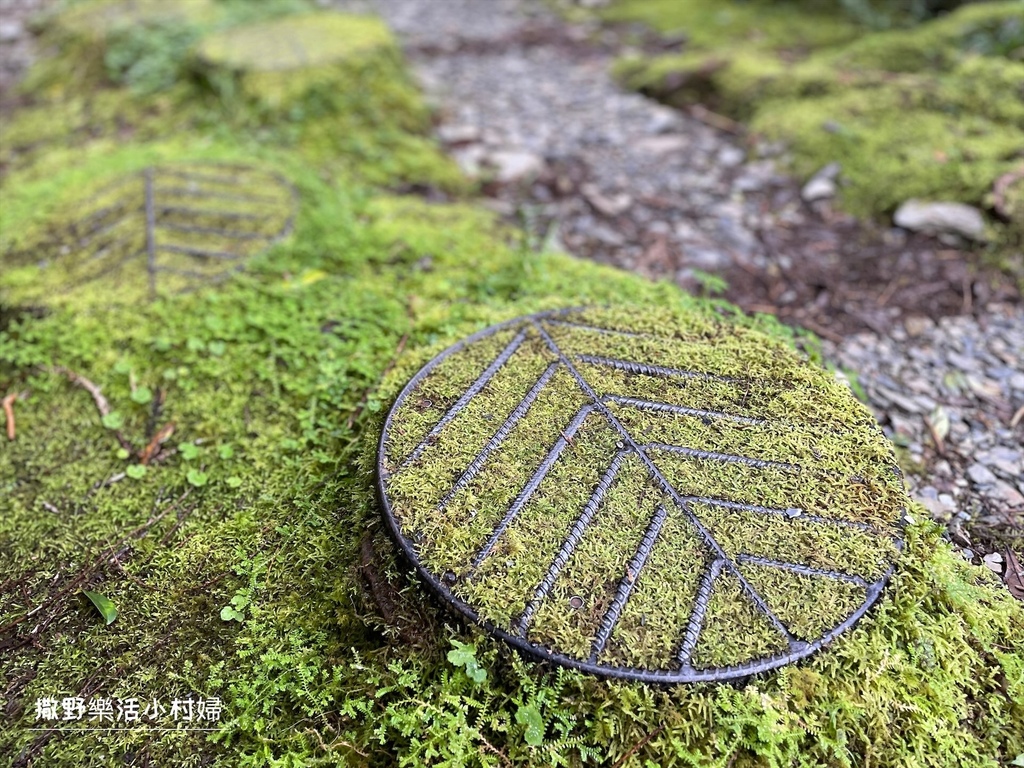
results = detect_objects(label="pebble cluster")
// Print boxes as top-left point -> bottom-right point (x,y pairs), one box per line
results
826,306 -> 1023,563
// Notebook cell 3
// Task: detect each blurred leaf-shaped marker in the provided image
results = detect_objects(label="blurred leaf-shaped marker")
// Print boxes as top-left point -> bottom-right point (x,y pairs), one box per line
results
83,591 -> 118,625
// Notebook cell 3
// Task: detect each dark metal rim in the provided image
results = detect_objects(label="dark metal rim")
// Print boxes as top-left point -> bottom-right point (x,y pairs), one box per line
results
376,308 -> 903,684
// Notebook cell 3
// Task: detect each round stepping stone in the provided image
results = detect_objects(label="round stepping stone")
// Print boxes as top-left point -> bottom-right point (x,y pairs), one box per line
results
378,307 -> 907,683
195,12 -> 395,108
3,162 -> 297,303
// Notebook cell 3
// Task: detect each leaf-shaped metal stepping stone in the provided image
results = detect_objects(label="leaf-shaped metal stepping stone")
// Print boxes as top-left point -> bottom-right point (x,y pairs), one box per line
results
378,307 -> 908,683
8,162 -> 296,302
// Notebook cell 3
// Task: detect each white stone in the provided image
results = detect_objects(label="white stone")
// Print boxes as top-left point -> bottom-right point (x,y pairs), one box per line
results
635,135 -> 689,155
894,199 -> 987,241
801,176 -> 837,202
486,149 -> 545,183
0,20 -> 24,43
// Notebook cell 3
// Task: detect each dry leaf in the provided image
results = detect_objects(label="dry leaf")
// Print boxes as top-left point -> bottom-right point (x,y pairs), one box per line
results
1004,548 -> 1024,602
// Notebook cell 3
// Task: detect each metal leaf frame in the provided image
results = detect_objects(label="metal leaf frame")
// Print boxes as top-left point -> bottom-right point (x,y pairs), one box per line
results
377,309 -> 906,683
23,161 -> 298,300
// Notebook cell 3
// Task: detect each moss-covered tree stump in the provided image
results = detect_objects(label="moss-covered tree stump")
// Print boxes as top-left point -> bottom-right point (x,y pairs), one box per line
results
195,12 -> 399,110
379,307 -> 906,682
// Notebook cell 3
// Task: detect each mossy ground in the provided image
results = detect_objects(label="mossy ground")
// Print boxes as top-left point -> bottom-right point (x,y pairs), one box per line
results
605,0 -> 1024,265
2,2 -> 1024,766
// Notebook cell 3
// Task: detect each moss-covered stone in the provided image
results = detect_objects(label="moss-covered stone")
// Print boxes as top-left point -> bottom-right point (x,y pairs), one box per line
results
195,12 -> 399,110
606,0 -> 1024,257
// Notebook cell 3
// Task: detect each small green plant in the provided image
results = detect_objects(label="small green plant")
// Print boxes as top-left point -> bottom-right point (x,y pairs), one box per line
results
690,268 -> 729,297
447,639 -> 488,684
83,591 -> 118,625
104,21 -> 201,95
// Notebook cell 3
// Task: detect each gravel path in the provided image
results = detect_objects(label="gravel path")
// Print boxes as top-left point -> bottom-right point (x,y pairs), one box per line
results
351,0 -> 1023,566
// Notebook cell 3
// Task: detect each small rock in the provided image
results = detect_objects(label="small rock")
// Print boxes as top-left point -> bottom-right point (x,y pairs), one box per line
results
646,106 -> 680,134
437,124 -> 481,144
903,316 -> 934,337
0,20 -> 24,43
989,480 -> 1024,508
893,199 -> 986,241
801,176 -> 837,203
717,145 -> 746,168
581,184 -> 632,217
966,463 -> 997,487
801,162 -> 841,202
982,552 -> 1003,574
975,446 -> 1022,479
635,135 -> 689,155
486,149 -> 545,183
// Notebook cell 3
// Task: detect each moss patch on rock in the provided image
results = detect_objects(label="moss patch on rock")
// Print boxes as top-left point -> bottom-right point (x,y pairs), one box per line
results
607,1 -> 1024,257
2,3 -> 465,193
195,12 -> 398,110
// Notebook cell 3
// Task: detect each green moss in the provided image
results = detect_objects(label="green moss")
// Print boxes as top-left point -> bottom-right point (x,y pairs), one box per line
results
3,165 -> 1023,764
22,0 -> 216,96
379,306 -> 906,673
606,0 -> 1024,253
600,0 -> 860,52
2,5 -> 465,194
2,4 -> 1023,765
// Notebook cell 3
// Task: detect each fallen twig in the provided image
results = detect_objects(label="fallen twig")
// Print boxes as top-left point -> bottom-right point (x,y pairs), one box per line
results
48,365 -> 111,415
687,104 -> 744,135
3,391 -> 25,440
610,724 -> 665,768
1011,405 -> 1024,429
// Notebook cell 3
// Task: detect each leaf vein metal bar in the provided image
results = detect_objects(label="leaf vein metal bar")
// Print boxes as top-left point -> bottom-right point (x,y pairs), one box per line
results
513,450 -> 629,636
438,362 -> 560,510
647,442 -> 801,472
156,221 -> 274,240
590,505 -> 669,661
157,168 -> 271,187
468,404 -> 597,572
576,354 -> 749,384
398,329 -> 530,469
144,168 -> 157,298
154,186 -> 285,205
157,244 -> 245,260
543,320 -> 647,338
533,320 -> 799,648
735,554 -> 868,586
603,394 -> 765,426
682,495 -> 876,532
157,205 -> 266,221
677,557 -> 724,667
